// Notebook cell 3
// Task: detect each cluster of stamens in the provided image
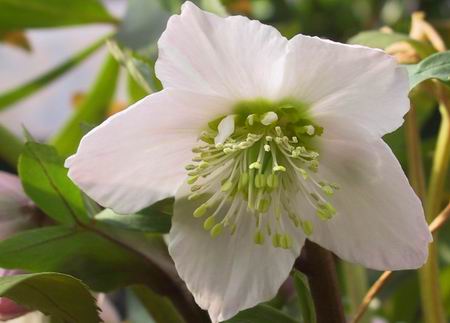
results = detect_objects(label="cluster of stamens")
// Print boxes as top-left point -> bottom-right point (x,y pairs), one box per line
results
185,100 -> 339,249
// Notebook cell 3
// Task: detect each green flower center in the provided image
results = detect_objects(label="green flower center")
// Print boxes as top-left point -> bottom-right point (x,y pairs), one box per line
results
185,98 -> 338,249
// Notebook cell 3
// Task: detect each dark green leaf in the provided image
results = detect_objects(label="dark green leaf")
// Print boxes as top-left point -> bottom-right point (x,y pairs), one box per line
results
348,30 -> 435,58
18,141 -> 86,224
225,304 -> 299,323
131,285 -> 185,323
0,36 -> 106,111
0,0 -> 116,30
0,225 -> 169,292
0,272 -> 99,323
407,50 -> 450,89
95,208 -> 171,233
116,0 -> 173,50
51,53 -> 120,156
0,124 -> 23,168
293,271 -> 316,323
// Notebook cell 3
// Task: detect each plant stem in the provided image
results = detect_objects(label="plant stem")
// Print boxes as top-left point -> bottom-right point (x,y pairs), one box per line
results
295,240 -> 345,323
404,104 -> 426,200
342,263 -> 370,323
419,86 -> 450,323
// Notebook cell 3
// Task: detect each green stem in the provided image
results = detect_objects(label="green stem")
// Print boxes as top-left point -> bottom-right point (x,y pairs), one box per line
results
342,263 -> 370,323
404,104 -> 426,200
419,88 -> 450,323
0,124 -> 23,168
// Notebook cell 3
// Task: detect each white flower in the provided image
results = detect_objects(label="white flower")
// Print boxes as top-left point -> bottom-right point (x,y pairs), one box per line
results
65,2 -> 431,322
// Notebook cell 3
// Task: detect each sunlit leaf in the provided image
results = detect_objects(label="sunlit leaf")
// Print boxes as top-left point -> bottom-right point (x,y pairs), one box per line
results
407,51 -> 450,89
51,54 -> 120,156
0,124 -> 23,168
348,30 -> 435,58
0,0 -> 117,30
95,208 -> 171,233
18,141 -> 86,224
293,270 -> 316,323
0,272 -> 99,322
0,36 -> 107,111
225,304 -> 299,323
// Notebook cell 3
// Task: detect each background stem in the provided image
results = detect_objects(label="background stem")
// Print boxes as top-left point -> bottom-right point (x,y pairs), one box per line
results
295,240 -> 345,323
419,87 -> 450,323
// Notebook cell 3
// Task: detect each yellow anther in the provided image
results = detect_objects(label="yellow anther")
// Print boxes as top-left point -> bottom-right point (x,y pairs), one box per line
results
301,220 -> 313,236
254,230 -> 265,245
210,223 -> 224,238
203,215 -> 216,230
193,204 -> 208,218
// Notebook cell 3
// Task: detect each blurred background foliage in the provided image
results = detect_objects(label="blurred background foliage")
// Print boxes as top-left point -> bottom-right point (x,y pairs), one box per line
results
0,0 -> 449,323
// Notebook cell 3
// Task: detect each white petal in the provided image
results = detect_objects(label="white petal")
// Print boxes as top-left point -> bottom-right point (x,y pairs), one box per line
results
281,35 -> 409,137
169,183 -> 304,322
0,172 -> 35,240
66,89 -> 232,214
214,114 -> 235,145
156,1 -> 287,100
297,128 -> 431,270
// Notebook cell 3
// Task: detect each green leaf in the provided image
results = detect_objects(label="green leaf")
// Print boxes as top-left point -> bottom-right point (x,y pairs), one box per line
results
0,272 -> 99,323
0,36 -> 107,111
293,271 -> 316,323
348,30 -> 435,58
131,285 -> 185,323
0,225 -> 169,292
108,40 -> 157,94
225,304 -> 299,323
18,142 -> 86,224
195,0 -> 227,16
95,208 -> 171,233
0,124 -> 23,168
407,50 -> 450,90
51,53 -> 120,156
116,0 -> 173,51
0,0 -> 117,30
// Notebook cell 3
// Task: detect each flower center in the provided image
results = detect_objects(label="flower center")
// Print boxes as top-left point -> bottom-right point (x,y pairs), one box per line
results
185,98 -> 338,249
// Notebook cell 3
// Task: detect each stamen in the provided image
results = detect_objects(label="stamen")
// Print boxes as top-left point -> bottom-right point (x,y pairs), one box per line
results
185,98 -> 338,249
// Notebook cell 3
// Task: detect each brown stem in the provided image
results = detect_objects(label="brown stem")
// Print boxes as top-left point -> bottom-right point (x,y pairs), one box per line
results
295,240 -> 345,323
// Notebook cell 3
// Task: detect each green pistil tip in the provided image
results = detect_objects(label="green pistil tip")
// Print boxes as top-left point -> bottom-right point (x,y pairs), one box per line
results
266,174 -> 279,188
238,172 -> 249,191
321,184 -> 334,196
187,175 -> 199,184
221,179 -> 233,192
272,233 -> 281,248
316,202 -> 336,220
255,174 -> 266,188
210,223 -> 224,238
301,220 -> 313,236
193,203 -> 208,218
254,230 -> 265,245
257,198 -> 271,213
203,215 -> 216,230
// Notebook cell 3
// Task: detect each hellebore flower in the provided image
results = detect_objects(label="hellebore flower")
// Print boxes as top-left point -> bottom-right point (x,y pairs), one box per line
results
66,2 -> 431,322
